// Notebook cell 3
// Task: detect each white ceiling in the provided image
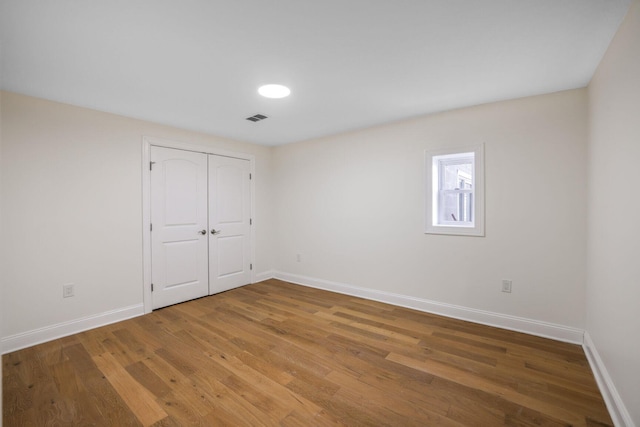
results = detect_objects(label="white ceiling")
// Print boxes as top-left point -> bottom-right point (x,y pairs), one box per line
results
0,0 -> 631,146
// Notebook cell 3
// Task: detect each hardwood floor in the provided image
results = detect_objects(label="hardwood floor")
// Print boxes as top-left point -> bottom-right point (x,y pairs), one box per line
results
3,279 -> 612,426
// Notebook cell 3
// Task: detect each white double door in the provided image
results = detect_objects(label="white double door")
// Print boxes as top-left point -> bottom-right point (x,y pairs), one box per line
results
150,146 -> 251,310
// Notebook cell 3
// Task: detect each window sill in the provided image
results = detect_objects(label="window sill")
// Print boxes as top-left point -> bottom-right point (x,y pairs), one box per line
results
424,225 -> 485,237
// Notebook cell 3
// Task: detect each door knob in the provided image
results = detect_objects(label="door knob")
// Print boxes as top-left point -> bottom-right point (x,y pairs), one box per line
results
211,229 -> 221,235
199,229 -> 207,235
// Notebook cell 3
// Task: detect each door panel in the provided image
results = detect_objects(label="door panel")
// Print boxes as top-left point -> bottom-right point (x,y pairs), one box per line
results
164,241 -> 199,287
209,155 -> 251,293
163,160 -> 201,225
151,147 -> 209,309
217,167 -> 244,222
217,236 -> 244,276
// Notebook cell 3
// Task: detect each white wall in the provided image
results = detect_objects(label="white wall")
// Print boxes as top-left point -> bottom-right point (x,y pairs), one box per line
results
586,0 -> 640,424
0,89 -> 4,427
0,92 -> 273,341
273,89 -> 588,330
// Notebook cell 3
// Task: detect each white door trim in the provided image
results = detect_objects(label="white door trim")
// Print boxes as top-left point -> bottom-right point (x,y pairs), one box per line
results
142,136 -> 256,314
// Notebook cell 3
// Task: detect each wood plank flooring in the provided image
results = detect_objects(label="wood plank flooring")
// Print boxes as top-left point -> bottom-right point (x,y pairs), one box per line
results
3,279 -> 612,426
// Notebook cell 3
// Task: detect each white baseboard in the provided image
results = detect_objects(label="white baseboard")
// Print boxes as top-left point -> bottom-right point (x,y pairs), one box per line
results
254,270 -> 275,283
583,332 -> 635,427
1,304 -> 144,355
273,271 -> 585,345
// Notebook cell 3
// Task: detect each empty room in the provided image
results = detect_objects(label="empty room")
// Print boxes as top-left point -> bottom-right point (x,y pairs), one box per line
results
1,1 -> 639,426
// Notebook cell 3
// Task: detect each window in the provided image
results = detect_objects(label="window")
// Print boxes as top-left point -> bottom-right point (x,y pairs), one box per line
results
425,144 -> 484,236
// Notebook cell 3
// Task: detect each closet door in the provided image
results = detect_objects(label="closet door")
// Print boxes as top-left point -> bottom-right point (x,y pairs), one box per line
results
208,155 -> 251,293
150,147 -> 209,309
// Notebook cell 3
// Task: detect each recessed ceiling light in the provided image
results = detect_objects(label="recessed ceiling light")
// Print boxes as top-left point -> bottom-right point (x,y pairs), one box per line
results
258,84 -> 291,99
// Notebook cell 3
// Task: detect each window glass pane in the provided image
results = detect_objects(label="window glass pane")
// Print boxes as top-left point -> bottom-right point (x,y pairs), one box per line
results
439,192 -> 473,223
441,160 -> 473,191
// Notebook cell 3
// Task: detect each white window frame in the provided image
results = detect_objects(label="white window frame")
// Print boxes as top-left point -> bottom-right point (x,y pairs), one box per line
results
425,144 -> 485,236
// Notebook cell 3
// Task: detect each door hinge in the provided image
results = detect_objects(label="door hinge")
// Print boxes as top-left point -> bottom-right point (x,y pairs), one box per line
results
250,264 -> 253,270
150,161 -> 155,170
250,218 -> 252,225
249,173 -> 252,180
151,283 -> 154,292
150,223 -> 153,231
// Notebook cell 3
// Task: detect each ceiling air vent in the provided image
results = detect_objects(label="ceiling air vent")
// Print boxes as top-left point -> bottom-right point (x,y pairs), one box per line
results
246,113 -> 268,122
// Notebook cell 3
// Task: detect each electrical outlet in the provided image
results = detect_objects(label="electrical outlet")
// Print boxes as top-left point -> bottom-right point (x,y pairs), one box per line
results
501,280 -> 512,293
63,283 -> 75,298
